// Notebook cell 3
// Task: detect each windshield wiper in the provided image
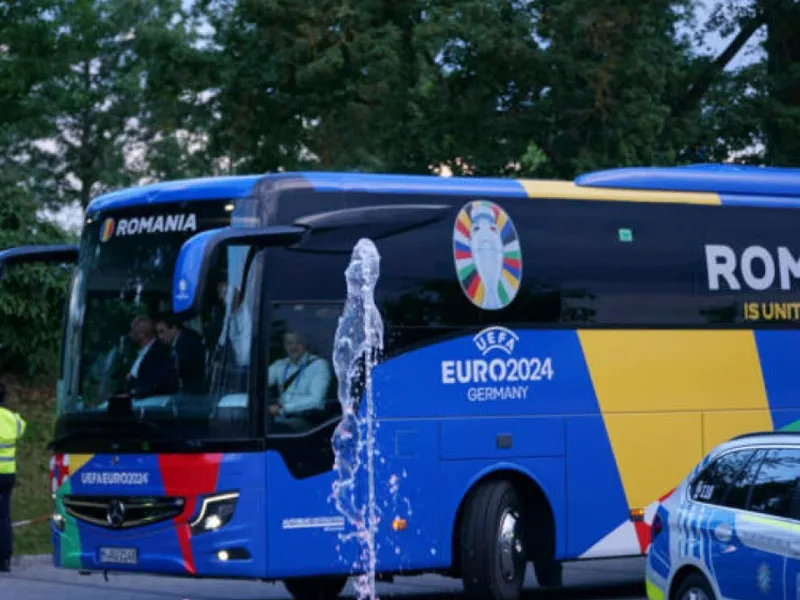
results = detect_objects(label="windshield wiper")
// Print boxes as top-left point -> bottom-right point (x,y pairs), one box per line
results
49,419 -> 204,451
47,426 -> 113,450
133,414 -> 204,449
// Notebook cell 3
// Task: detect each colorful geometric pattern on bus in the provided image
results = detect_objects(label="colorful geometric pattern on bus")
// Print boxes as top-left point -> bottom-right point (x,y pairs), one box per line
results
452,200 -> 522,311
50,452 -> 269,577
53,166 -> 800,580
568,329 -> 800,558
48,333 -> 800,573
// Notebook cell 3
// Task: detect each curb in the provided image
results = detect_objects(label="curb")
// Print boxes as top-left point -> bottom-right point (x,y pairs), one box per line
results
12,554 -> 51,567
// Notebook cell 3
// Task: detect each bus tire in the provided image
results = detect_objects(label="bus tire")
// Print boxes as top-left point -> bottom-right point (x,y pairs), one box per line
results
282,575 -> 348,600
460,480 -> 526,600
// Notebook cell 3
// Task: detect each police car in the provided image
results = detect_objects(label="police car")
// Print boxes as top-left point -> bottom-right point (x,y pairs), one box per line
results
645,431 -> 800,600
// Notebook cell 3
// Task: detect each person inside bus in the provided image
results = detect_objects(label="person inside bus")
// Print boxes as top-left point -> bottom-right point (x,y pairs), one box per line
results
155,313 -> 207,394
267,330 -> 331,420
125,315 -> 178,399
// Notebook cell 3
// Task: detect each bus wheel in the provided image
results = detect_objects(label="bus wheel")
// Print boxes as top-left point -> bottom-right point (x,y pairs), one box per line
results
460,480 -> 526,600
282,575 -> 348,600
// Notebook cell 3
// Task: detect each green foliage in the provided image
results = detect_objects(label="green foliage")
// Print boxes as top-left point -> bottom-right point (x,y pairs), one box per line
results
761,0 -> 800,165
195,0 -> 771,179
17,0 -> 213,210
0,0 -> 799,559
1,0 -> 799,365
419,0 -> 545,176
526,0 -> 696,178
5,377 -> 56,556
684,62 -> 767,164
0,0 -> 61,131
0,186 -> 74,378
0,0 -> 64,196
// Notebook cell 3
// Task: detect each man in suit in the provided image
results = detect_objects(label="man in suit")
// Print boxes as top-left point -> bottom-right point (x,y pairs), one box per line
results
126,316 -> 178,399
156,313 -> 207,394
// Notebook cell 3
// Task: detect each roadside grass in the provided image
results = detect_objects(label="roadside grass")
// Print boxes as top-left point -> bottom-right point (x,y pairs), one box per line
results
4,374 -> 55,556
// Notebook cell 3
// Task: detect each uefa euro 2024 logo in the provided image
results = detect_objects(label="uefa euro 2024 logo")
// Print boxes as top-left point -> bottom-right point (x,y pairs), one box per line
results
440,326 -> 555,403
453,200 -> 522,311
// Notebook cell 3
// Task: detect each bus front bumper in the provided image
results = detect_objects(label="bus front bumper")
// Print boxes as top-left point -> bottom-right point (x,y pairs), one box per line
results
52,517 -> 263,578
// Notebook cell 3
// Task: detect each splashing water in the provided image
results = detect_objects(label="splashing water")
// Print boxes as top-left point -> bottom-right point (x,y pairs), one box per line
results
330,238 -> 384,600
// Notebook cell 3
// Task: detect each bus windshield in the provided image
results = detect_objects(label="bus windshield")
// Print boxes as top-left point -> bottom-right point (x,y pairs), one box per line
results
55,200 -> 261,446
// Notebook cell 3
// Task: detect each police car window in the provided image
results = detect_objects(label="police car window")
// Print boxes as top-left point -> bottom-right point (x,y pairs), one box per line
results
720,449 -> 765,509
746,448 -> 800,518
690,449 -> 755,505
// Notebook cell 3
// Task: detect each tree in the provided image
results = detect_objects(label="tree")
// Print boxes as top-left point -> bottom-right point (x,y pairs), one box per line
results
0,0 -> 62,186
761,0 -> 800,165
416,0 -> 545,176
674,0 -> 800,166
30,0 -> 209,210
130,0 -> 218,180
0,185 -> 74,377
196,0 -> 545,175
517,0 -> 697,178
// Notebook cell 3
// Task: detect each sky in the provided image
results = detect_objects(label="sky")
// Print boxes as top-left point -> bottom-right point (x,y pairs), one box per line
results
42,0 -> 765,234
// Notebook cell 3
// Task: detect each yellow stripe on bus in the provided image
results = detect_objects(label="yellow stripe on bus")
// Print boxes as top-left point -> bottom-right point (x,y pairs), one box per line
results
577,330 -> 773,510
67,454 -> 94,475
520,180 -> 722,205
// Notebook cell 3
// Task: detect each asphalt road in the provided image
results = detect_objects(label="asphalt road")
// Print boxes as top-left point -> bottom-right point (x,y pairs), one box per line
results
0,556 -> 646,600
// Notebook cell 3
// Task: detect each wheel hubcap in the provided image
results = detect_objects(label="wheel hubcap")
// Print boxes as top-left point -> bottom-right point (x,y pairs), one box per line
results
682,587 -> 710,600
498,509 -> 525,582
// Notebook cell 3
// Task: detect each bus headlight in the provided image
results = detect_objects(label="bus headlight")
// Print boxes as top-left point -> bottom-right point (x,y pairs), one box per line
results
190,492 -> 239,534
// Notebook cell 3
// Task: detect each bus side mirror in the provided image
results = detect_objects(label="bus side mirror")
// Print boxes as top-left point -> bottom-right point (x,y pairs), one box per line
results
172,226 -> 306,316
0,244 -> 79,280
293,204 -> 451,252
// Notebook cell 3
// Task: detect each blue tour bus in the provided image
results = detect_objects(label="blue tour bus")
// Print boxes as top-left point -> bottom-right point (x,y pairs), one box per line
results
5,165 -> 800,600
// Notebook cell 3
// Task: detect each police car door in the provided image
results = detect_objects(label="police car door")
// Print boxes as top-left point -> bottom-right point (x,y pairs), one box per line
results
757,447 -> 800,600
690,447 -> 765,598
728,447 -> 798,600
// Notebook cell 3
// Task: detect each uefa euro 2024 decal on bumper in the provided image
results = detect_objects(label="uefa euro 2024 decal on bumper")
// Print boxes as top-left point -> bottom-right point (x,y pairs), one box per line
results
50,452 -> 262,576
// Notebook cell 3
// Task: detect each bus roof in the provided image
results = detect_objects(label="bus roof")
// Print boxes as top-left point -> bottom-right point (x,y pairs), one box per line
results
577,164 -> 800,198
87,174 -> 264,214
86,164 -> 800,215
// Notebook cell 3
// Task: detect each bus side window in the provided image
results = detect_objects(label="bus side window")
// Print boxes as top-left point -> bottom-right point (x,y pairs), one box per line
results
266,302 -> 343,435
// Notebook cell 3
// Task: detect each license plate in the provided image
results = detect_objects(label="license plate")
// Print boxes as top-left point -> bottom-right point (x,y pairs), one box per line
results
98,547 -> 138,565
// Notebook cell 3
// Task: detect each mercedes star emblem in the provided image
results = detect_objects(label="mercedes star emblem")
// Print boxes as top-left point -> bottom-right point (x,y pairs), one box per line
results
106,499 -> 126,528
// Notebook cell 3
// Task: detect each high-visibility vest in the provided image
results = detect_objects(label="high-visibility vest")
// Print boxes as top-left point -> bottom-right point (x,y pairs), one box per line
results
0,406 -> 26,475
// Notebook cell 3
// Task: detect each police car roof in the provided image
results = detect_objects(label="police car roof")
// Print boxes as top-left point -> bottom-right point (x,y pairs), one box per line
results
86,164 -> 800,215
715,431 -> 800,454
730,430 -> 800,441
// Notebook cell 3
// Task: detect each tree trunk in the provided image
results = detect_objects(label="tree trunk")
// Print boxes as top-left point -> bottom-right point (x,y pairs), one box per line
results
763,0 -> 800,165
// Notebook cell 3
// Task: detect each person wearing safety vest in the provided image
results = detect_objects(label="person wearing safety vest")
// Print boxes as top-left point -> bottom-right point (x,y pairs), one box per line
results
0,382 -> 25,573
